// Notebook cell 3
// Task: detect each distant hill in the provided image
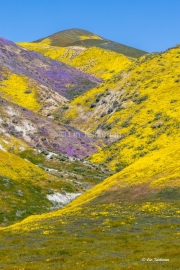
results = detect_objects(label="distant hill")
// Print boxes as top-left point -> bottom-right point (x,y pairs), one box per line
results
33,28 -> 147,58
18,43 -> 132,80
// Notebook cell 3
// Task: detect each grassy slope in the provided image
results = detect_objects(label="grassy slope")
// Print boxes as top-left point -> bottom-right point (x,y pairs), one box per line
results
0,139 -> 179,269
18,42 -> 132,80
34,29 -> 103,46
0,134 -> 111,227
32,28 -> 147,58
0,111 -> 112,227
0,146 -> 72,226
57,45 -> 180,171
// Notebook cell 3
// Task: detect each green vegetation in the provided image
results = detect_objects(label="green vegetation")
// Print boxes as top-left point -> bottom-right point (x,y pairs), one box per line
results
0,136 -> 111,227
30,28 -> 147,58
0,202 -> 179,269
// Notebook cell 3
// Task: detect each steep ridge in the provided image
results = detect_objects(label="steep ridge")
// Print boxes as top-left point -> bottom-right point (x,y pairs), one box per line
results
57,45 -> 180,171
18,43 -> 132,80
0,37 -> 101,105
33,28 -> 147,58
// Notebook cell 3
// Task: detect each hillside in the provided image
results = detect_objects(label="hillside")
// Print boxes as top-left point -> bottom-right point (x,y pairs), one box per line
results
33,28 -> 147,58
18,43 -> 132,80
0,37 -> 101,107
0,139 -> 179,269
0,141 -> 111,227
0,97 -> 101,158
57,45 -> 180,171
0,96 -> 113,226
0,147 -> 70,226
0,97 -> 112,226
0,37 -> 112,227
0,32 -> 180,269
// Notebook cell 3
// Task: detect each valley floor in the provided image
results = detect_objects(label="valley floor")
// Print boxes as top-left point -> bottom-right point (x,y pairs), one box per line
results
0,200 -> 179,269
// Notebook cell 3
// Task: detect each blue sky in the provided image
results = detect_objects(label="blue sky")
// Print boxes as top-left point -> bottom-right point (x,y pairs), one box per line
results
0,0 -> 179,52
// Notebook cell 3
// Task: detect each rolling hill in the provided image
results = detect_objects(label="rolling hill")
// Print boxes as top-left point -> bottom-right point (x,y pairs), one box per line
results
0,95 -> 112,227
57,45 -> 180,171
0,37 -> 112,227
18,43 -> 132,80
33,28 -> 147,58
0,138 -> 179,269
0,37 -> 101,108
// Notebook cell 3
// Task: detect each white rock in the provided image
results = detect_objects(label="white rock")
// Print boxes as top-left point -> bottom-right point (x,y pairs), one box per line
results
0,144 -> 6,151
47,192 -> 81,206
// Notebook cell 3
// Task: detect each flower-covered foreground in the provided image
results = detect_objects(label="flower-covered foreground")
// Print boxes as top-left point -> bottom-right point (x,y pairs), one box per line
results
0,201 -> 179,269
0,137 -> 180,269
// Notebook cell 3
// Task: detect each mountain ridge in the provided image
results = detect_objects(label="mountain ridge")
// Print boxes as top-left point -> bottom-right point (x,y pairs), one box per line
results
33,28 -> 147,58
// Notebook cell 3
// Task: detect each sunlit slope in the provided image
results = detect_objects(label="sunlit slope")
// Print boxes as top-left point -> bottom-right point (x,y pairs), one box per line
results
3,138 -> 180,229
0,37 -> 101,104
0,141 -> 179,269
0,67 -> 67,116
69,47 -> 131,80
18,43 -> 132,80
0,146 -> 76,226
18,42 -> 73,62
0,124 -> 111,227
68,140 -> 180,206
32,28 -> 147,58
0,71 -> 40,112
58,45 -> 180,171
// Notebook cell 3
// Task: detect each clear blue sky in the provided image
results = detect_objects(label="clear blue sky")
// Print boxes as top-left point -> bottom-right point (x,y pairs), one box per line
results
0,0 -> 179,52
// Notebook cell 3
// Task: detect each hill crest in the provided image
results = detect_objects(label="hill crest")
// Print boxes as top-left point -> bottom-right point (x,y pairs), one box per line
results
33,28 -> 147,58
